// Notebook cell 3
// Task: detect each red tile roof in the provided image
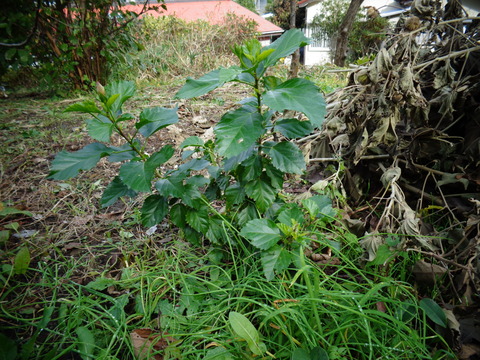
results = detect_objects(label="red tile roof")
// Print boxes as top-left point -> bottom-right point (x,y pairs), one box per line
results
123,0 -> 283,35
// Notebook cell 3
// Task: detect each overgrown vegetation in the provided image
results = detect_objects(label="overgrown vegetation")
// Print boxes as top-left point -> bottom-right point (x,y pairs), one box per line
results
1,0 -> 155,91
113,14 -> 258,83
0,29 -> 459,359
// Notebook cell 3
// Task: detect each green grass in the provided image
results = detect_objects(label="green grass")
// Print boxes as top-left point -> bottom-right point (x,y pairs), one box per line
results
1,223 -> 454,359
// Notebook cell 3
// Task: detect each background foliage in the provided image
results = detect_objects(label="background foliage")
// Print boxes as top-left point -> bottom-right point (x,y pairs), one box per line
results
309,0 -> 389,62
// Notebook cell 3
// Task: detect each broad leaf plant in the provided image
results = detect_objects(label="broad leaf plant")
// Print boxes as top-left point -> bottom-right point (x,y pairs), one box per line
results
49,29 -> 330,279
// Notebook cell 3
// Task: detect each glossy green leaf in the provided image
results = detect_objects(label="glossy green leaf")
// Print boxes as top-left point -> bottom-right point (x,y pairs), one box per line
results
136,107 -> 178,137
48,143 -> 113,180
225,183 -> 246,206
86,115 -> 114,142
265,141 -> 306,174
105,81 -> 135,114
229,312 -> 266,356
261,246 -> 292,280
155,176 -> 185,198
119,161 -> 152,193
263,29 -> 310,68
263,78 -> 326,128
264,162 -> 284,189
186,207 -> 210,234
100,176 -> 137,208
244,174 -> 277,212
214,107 -> 265,158
420,298 -> 447,328
175,67 -> 242,99
140,195 -> 168,227
147,146 -> 175,170
238,155 -> 263,182
13,247 -> 30,275
65,100 -> 102,114
240,219 -> 282,250
107,142 -> 138,162
180,136 -> 204,148
76,326 -> 95,360
170,203 -> 188,228
275,118 -> 313,139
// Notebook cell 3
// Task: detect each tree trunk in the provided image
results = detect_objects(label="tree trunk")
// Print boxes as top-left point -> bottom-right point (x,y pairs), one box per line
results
333,0 -> 364,67
288,0 -> 300,78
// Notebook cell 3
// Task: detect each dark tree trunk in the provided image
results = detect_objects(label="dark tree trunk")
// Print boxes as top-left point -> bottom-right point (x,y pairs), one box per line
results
333,0 -> 364,67
288,0 -> 300,78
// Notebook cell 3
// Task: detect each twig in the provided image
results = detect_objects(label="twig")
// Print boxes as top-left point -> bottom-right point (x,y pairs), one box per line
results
399,181 -> 445,206
406,248 -> 471,270
413,46 -> 480,71
309,154 -> 391,162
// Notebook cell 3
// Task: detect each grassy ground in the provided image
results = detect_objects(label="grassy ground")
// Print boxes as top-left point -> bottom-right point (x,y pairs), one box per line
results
0,67 -> 456,360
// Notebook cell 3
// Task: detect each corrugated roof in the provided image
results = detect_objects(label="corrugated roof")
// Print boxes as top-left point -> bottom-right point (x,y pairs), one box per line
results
123,0 -> 283,36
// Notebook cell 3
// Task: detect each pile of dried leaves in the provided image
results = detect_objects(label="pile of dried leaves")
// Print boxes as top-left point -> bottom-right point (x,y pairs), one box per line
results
301,0 -> 480,357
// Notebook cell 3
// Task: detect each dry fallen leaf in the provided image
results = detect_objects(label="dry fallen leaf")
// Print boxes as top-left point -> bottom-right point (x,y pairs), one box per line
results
130,328 -> 177,360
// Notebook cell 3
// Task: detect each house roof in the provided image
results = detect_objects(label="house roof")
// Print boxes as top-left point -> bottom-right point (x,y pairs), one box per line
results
124,0 -> 284,36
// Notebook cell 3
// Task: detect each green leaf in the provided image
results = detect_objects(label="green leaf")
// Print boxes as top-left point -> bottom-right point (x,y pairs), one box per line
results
225,183 -> 246,207
261,246 -> 292,280
180,136 -> 204,148
263,78 -> 326,128
155,176 -> 185,198
105,81 -> 135,114
48,143 -> 113,180
214,107 -> 265,158
108,142 -> 139,162
186,207 -> 209,234
119,161 -> 152,193
86,277 -> 116,291
0,205 -> 33,217
310,346 -> 329,360
204,347 -> 234,360
100,176 -> 137,208
76,326 -> 95,360
368,244 -> 395,266
141,195 -> 168,227
175,67 -> 242,99
291,348 -> 311,360
277,205 -> 305,226
420,298 -> 447,328
137,107 -> 178,137
86,115 -> 114,142
65,100 -> 102,114
170,203 -> 187,228
275,118 -> 313,139
264,162 -> 284,189
244,174 -> 276,212
0,333 -> 17,360
265,141 -> 306,174
310,195 -> 336,219
228,312 -> 266,356
238,155 -> 263,182
147,146 -> 175,170
236,202 -> 259,226
13,247 -> 30,275
263,29 -> 310,68
240,219 -> 282,250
